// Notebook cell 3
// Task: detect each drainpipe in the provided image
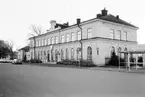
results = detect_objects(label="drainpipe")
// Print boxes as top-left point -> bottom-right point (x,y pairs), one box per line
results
32,36 -> 36,60
77,18 -> 83,67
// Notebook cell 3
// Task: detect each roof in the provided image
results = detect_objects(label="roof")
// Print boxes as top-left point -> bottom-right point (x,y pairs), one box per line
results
19,46 -> 30,52
29,9 -> 138,40
97,14 -> 138,28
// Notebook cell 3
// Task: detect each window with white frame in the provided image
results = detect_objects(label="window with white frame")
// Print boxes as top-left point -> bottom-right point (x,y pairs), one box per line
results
39,40 -> 41,46
77,31 -> 81,40
122,31 -> 127,41
61,35 -> 65,43
45,39 -> 47,45
48,38 -> 50,45
42,39 -> 44,46
115,30 -> 121,40
66,34 -> 70,42
87,28 -> 92,38
71,32 -> 76,41
71,48 -> 74,60
43,39 -> 45,46
51,37 -> 54,44
55,36 -> 58,44
36,41 -> 38,47
110,29 -> 114,39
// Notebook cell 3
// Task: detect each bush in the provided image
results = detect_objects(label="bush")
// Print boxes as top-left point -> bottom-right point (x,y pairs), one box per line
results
80,60 -> 96,67
106,52 -> 126,67
57,59 -> 96,67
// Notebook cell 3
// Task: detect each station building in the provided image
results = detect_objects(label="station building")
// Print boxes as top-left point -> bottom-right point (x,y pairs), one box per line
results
29,8 -> 138,66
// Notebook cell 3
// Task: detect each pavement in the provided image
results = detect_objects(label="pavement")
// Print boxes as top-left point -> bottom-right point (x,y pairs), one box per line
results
1,63 -> 145,97
24,62 -> 145,74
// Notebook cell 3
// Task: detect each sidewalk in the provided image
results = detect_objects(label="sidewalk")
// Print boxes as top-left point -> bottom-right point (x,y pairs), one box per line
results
24,62 -> 145,74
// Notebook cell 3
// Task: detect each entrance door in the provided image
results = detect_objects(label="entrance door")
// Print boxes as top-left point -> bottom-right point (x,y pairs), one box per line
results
47,54 -> 50,62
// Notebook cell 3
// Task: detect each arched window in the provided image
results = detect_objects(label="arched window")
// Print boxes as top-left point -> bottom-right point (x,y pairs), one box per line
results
71,48 -> 74,60
38,51 -> 39,60
66,48 -> 69,60
55,49 -> 58,61
47,50 -> 50,61
31,52 -> 33,59
41,51 -> 43,60
124,47 -> 127,51
61,49 -> 64,60
44,51 -> 46,56
87,46 -> 92,60
97,47 -> 99,55
76,48 -> 80,60
111,46 -> 115,56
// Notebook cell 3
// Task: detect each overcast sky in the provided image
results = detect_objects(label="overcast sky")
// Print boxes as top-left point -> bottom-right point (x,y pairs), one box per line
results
0,0 -> 144,51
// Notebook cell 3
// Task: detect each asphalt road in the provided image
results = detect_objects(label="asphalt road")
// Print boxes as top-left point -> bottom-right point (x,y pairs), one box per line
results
0,63 -> 145,97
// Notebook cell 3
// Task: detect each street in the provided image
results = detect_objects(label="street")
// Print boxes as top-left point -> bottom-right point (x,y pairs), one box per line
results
0,63 -> 145,97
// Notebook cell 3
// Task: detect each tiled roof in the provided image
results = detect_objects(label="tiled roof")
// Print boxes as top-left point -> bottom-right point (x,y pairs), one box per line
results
97,14 -> 138,28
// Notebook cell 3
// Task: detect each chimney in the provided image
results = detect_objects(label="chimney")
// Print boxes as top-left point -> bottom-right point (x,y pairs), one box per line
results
116,15 -> 119,19
101,8 -> 108,16
77,18 -> 81,25
50,20 -> 56,29
97,14 -> 102,18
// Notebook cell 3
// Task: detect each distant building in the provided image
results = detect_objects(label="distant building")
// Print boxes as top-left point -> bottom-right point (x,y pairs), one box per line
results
18,46 -> 30,61
29,8 -> 138,66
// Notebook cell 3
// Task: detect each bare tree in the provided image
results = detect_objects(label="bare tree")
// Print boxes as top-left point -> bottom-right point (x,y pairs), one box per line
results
28,24 -> 44,60
29,24 -> 44,36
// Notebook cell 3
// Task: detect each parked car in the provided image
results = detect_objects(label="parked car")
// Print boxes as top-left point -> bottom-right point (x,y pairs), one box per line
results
12,59 -> 22,64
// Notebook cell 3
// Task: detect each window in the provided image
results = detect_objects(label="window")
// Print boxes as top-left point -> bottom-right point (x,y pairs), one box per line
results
124,47 -> 127,51
42,40 -> 43,46
61,49 -> 64,60
71,32 -> 76,41
122,31 -> 127,41
97,47 -> 99,55
48,38 -> 50,45
45,39 -> 47,45
66,34 -> 70,42
39,40 -> 41,46
66,48 -> 69,60
55,49 -> 58,61
38,51 -> 40,59
111,46 -> 115,56
51,37 -> 54,44
115,30 -> 121,40
87,28 -> 92,38
77,31 -> 81,40
36,41 -> 38,47
71,48 -> 74,60
61,35 -> 65,43
76,48 -> 80,60
110,29 -> 114,39
43,39 -> 45,46
41,51 -> 43,60
55,36 -> 58,44
87,46 -> 92,60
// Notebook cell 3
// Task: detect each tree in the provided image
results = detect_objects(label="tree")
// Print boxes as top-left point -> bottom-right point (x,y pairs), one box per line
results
0,40 -> 13,59
29,24 -> 44,36
28,24 -> 44,60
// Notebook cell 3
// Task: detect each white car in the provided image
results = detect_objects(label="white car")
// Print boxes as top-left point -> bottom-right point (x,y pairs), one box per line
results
12,59 -> 22,64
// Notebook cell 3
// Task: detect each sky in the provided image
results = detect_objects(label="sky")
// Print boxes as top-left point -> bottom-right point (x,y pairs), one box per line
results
0,0 -> 144,51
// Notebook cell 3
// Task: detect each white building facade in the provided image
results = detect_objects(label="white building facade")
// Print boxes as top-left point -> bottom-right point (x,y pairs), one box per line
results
29,9 -> 138,66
